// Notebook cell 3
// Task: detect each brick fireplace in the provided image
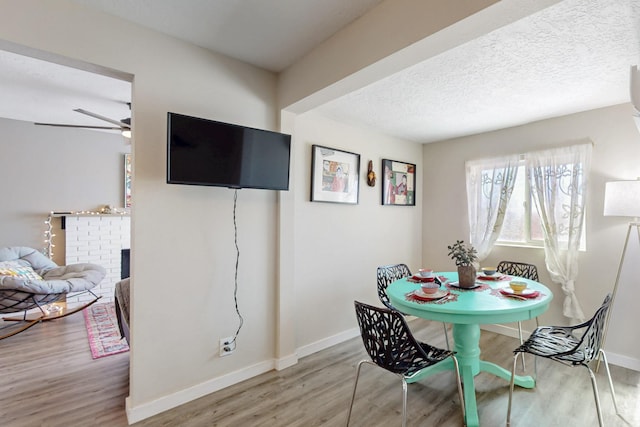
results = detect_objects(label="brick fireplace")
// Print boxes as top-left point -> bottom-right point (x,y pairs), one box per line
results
62,214 -> 130,303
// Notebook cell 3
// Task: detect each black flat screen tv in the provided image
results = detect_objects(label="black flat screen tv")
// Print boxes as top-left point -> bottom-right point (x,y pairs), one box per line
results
167,112 -> 291,190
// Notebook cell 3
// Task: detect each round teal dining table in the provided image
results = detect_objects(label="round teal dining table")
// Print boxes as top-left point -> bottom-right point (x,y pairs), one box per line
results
386,271 -> 553,427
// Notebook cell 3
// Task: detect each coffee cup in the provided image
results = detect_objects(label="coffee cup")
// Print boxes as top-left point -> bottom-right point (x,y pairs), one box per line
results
509,281 -> 527,294
418,268 -> 434,278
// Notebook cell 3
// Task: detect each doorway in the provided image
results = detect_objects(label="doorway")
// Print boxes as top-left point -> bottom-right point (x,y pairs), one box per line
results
0,46 -> 133,303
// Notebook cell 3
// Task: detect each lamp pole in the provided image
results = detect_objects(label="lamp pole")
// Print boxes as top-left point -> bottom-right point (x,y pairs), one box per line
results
597,222 -> 640,372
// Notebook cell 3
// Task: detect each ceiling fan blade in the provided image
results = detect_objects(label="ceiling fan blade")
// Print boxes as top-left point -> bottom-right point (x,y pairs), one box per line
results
73,108 -> 131,129
34,122 -> 121,130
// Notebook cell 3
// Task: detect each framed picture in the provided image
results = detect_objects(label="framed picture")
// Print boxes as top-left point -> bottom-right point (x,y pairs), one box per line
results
311,145 -> 360,204
382,159 -> 416,206
124,153 -> 132,208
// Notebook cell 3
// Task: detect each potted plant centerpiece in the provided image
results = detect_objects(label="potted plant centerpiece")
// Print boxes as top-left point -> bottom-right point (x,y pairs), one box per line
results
447,240 -> 478,288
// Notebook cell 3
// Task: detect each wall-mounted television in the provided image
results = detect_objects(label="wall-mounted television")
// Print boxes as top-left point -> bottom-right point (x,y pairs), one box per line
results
167,112 -> 291,190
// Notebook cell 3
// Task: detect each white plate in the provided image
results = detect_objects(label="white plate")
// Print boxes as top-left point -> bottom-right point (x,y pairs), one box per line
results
412,289 -> 449,300
500,287 -> 536,296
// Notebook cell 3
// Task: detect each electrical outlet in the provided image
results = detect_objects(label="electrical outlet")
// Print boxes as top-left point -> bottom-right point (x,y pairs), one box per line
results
219,336 -> 235,357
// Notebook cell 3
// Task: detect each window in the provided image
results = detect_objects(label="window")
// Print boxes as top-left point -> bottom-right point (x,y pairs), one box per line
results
496,160 -> 586,251
467,143 -> 591,321
497,162 -> 544,247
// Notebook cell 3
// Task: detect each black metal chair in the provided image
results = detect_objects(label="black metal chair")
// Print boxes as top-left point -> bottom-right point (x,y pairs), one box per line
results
376,264 -> 412,311
497,260 -> 540,369
346,301 -> 465,427
506,294 -> 620,427
496,261 -> 539,282
377,264 -> 450,350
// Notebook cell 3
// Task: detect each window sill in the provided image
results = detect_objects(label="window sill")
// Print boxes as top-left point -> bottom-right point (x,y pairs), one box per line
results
495,241 -> 586,252
495,241 -> 543,250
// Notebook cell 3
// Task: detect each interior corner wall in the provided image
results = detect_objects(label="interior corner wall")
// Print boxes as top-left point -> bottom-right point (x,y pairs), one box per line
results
0,117 -> 129,260
421,103 -> 640,370
291,111 -> 423,354
0,0 -> 281,421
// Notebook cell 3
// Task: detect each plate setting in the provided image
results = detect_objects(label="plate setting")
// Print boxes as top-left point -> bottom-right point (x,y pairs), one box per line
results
499,287 -> 539,298
411,289 -> 449,301
477,274 -> 510,281
411,275 -> 436,282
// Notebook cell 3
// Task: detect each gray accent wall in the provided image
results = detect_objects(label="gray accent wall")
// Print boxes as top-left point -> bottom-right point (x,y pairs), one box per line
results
0,117 -> 130,258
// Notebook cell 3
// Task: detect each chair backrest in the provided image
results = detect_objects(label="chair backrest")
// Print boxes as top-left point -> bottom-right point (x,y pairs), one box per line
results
497,260 -> 539,281
376,264 -> 412,310
354,300 -> 429,374
575,294 -> 612,363
0,246 -> 58,273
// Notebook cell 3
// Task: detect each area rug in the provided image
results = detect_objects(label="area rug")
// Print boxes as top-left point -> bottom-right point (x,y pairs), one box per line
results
83,302 -> 129,359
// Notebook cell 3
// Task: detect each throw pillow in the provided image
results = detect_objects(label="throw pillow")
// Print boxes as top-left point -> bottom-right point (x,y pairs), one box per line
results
0,260 -> 43,281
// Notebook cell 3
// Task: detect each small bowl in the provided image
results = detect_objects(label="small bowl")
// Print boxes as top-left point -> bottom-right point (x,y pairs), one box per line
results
418,268 -> 434,278
421,282 -> 440,294
481,267 -> 497,276
509,281 -> 528,294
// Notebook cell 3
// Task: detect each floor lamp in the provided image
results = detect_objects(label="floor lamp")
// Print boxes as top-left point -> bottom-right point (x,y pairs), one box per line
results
598,180 -> 640,371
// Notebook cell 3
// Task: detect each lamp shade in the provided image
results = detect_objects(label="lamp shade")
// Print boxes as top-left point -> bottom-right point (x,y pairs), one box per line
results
604,180 -> 640,217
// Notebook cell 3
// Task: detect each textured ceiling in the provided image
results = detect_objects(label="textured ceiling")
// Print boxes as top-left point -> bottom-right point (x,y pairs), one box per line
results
0,50 -> 131,129
1,0 -> 639,143
317,0 -> 640,142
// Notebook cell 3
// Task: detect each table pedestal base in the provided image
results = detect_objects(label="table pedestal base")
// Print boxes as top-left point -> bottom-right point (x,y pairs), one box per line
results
406,323 -> 534,427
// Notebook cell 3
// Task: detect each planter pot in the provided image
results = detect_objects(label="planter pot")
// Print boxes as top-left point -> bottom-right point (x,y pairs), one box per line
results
457,265 -> 477,288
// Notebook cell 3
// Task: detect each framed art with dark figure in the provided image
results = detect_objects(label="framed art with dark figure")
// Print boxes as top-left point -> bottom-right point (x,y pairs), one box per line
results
382,159 -> 416,206
311,145 -> 360,204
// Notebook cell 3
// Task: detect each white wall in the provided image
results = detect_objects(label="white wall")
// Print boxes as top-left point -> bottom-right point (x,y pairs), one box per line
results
0,117 -> 129,259
289,112 -> 423,355
422,103 -> 640,370
0,1 -> 280,422
4,1 -> 637,424
0,1 -> 426,422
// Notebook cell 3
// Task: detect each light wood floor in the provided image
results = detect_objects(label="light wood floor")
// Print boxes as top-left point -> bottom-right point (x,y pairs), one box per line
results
1,313 -> 638,426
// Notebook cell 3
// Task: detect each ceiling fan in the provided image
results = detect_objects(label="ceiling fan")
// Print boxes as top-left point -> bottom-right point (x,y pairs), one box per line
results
34,107 -> 132,138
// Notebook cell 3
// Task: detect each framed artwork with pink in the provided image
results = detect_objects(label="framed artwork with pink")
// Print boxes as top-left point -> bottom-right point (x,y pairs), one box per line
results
310,145 -> 360,204
382,159 -> 415,206
124,153 -> 132,208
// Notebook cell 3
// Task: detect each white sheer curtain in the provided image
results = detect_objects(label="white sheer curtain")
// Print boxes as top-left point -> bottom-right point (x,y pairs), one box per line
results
527,143 -> 592,322
466,155 -> 520,261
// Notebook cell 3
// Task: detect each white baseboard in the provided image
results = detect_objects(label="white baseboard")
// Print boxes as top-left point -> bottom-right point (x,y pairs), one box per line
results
125,323 -> 640,424
125,328 -> 360,424
602,350 -> 640,372
275,353 -> 298,371
481,323 -> 522,339
125,359 -> 275,424
296,326 -> 360,358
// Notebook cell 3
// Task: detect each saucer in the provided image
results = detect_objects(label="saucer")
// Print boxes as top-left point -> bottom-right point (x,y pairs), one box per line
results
412,289 -> 449,301
477,274 -> 508,281
500,287 -> 538,297
412,275 -> 435,282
